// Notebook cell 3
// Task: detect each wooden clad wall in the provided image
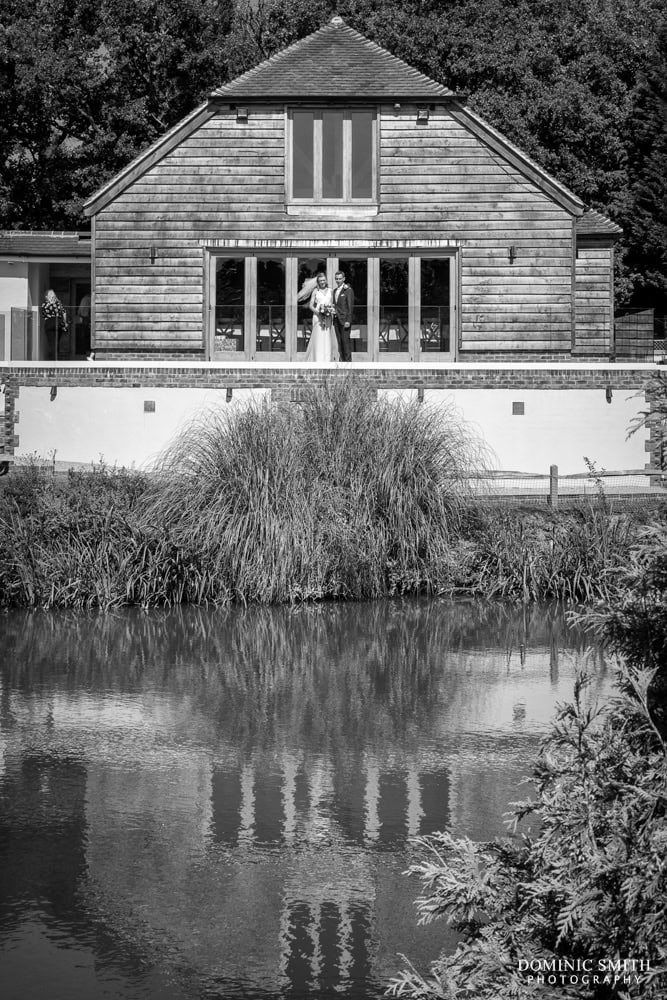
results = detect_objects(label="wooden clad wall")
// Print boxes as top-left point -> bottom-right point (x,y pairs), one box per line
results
574,246 -> 613,355
93,105 -> 576,354
380,112 -> 573,353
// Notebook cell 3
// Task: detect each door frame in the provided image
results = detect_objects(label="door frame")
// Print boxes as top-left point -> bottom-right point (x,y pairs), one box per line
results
206,247 -> 458,362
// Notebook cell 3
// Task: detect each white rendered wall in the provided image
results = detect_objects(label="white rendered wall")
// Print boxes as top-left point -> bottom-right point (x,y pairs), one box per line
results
430,387 -> 645,474
15,386 -> 271,469
381,386 -> 647,475
0,261 -> 29,309
12,379 -> 649,475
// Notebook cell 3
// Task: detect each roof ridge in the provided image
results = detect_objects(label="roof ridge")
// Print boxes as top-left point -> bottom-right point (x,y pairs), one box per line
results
212,16 -> 453,98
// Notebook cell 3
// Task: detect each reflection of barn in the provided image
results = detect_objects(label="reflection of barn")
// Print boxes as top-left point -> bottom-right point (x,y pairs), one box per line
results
210,750 -> 450,847
1,609 -> 607,996
78,744 -> 454,993
207,750 -> 454,991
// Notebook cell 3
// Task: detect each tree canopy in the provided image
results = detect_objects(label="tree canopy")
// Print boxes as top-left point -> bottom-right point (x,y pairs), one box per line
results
1,0 -> 665,308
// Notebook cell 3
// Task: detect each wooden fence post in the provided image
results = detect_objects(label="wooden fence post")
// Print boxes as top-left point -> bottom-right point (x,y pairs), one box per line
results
549,465 -> 558,508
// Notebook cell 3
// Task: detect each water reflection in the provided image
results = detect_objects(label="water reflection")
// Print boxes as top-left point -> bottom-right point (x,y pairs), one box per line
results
0,600 -> 609,1000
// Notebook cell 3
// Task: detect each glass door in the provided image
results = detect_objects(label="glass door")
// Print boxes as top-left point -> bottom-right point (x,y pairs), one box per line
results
335,258 -> 369,358
213,258 -> 245,357
73,282 -> 91,357
378,257 -> 410,358
418,257 -> 454,360
256,258 -> 286,356
295,257 -> 327,357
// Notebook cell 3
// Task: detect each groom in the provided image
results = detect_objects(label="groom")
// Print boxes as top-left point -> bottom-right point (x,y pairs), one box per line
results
333,270 -> 354,363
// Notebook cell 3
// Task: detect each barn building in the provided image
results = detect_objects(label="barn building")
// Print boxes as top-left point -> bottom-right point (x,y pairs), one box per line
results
83,16 -> 620,364
3,16 -> 659,482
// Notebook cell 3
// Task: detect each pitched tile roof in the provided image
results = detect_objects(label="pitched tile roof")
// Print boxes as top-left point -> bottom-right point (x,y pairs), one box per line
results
212,16 -> 456,100
576,209 -> 622,237
0,231 -> 91,258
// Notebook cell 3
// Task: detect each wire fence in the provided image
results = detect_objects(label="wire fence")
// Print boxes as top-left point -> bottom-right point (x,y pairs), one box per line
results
469,467 -> 667,511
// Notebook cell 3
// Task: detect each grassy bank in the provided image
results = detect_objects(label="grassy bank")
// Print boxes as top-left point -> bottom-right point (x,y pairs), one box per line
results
0,382 -> 659,609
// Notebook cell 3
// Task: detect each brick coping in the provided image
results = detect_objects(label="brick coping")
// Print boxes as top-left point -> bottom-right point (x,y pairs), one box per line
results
1,360 -> 662,373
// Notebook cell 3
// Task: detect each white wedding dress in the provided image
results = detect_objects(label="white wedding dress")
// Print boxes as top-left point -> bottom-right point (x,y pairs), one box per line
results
305,287 -> 339,362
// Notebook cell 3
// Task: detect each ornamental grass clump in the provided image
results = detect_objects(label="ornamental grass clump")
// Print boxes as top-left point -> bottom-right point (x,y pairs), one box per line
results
144,379 -> 486,604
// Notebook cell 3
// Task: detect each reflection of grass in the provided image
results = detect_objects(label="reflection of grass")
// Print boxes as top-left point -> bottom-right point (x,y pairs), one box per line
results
0,381 -> 648,608
1,599 -> 593,754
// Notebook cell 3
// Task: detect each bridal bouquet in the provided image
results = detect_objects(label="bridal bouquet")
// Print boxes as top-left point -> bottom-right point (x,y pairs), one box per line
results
318,303 -> 335,319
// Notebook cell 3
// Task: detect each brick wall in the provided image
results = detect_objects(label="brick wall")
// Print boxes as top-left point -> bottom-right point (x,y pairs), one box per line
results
0,361 -> 660,473
0,363 -> 654,393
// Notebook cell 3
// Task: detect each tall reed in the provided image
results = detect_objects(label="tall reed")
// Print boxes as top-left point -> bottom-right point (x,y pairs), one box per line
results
465,506 -> 637,602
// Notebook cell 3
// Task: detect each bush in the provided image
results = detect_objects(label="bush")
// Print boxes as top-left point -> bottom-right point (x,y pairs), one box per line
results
388,663 -> 667,999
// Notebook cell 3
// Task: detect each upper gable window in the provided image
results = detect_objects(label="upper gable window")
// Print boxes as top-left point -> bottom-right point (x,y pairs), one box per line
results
290,109 -> 376,202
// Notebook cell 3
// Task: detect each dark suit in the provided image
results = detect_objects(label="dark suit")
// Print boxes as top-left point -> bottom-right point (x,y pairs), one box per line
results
333,284 -> 354,362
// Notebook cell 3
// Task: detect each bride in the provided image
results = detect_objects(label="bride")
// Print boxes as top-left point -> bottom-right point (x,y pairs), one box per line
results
298,273 -> 339,362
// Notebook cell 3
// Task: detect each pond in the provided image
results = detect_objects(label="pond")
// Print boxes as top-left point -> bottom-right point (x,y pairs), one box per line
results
0,599 -> 611,1000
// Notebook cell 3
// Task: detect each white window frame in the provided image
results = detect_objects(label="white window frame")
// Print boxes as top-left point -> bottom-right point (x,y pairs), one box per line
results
287,108 -> 377,205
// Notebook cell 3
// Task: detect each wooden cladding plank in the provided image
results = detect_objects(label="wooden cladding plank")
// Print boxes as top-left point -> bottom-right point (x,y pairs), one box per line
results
96,319 -> 201,328
170,136 -> 284,151
577,271 -> 612,281
382,154 -> 523,164
102,325 -> 202,335
95,270 -> 201,282
97,293 -> 202,304
96,307 -> 200,318
462,330 -> 571,341
97,339 -> 202,348
381,171 -> 532,183
464,290 -> 571,302
94,218 -> 574,240
152,159 -> 283,170
380,189 -> 559,205
95,277 -> 202,289
100,333 -> 202,341
112,188 -> 284,204
461,318 -> 570,330
463,312 -> 571,323
192,130 -> 283,142
460,341 -> 571,351
465,267 -> 573,279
